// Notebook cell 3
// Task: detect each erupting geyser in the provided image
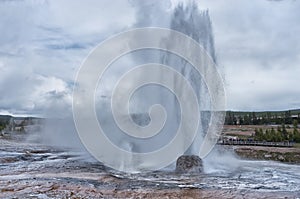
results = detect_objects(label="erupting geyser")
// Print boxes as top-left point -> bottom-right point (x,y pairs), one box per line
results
167,2 -> 217,171
90,1 -> 220,172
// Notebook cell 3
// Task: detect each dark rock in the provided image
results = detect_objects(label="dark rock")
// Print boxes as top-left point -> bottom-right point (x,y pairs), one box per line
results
175,155 -> 203,174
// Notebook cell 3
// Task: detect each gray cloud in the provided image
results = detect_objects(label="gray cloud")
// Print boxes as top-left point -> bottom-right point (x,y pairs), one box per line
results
199,0 -> 300,111
0,0 -> 299,116
0,0 -> 135,116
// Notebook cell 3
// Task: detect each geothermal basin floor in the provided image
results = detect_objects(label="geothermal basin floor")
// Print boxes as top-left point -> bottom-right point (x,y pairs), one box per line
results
0,133 -> 300,198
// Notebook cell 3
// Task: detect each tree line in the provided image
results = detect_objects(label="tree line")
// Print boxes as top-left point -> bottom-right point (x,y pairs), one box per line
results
0,119 -> 9,131
253,121 -> 300,143
225,110 -> 300,125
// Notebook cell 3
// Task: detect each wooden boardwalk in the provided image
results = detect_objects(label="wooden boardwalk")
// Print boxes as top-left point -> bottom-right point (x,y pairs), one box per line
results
219,140 -> 294,147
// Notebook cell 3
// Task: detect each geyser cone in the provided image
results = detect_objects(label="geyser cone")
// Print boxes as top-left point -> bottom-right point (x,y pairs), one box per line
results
175,155 -> 203,174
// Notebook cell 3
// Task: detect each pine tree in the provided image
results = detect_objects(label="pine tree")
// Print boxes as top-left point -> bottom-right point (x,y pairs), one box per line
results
281,124 -> 288,140
293,120 -> 299,142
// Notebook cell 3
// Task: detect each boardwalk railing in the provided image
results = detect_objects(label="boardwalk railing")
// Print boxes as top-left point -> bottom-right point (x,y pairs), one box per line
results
219,140 -> 294,147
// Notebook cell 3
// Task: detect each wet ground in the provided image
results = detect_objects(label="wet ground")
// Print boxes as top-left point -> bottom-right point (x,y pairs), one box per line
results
0,132 -> 300,198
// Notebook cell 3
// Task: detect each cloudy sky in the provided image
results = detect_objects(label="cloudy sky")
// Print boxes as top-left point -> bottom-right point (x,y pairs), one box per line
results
0,0 -> 299,116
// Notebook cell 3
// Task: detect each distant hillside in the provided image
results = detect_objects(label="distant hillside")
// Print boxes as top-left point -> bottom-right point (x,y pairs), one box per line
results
1,108 -> 299,128
227,109 -> 300,117
0,115 -> 43,131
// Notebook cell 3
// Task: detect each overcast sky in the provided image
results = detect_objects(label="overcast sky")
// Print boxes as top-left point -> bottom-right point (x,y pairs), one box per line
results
0,0 -> 299,116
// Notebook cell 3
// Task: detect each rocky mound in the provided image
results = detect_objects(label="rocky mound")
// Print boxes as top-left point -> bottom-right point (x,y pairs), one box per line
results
175,155 -> 203,173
